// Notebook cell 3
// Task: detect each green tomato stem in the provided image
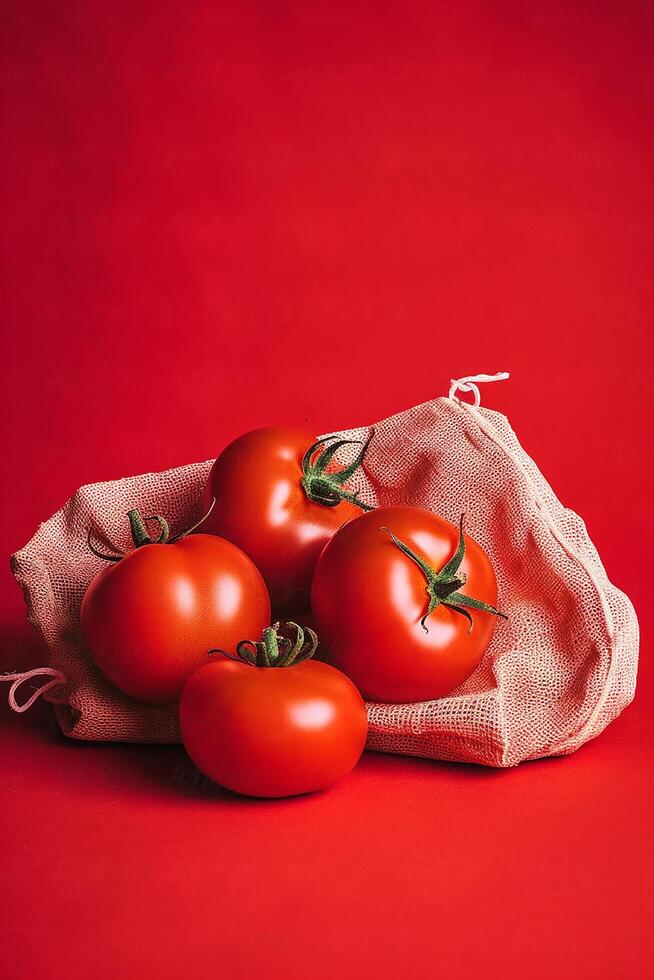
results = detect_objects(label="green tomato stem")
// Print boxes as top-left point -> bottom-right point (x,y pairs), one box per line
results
381,515 -> 508,633
212,623 -> 319,669
301,432 -> 374,511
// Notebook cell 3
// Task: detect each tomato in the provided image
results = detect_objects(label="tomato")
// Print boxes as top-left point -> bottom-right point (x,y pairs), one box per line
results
179,623 -> 368,798
81,508 -> 270,704
203,427 -> 372,613
311,505 -> 507,703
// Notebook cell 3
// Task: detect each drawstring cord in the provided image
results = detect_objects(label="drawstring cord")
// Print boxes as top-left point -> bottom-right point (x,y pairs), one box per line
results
449,372 -> 510,407
1,667 -> 67,713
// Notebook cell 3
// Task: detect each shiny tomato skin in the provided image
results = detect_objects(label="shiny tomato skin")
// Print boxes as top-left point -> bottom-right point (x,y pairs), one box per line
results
311,506 -> 500,703
179,658 -> 368,798
81,534 -> 270,704
203,428 -> 361,613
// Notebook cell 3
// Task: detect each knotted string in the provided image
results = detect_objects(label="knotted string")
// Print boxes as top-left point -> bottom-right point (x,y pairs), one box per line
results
1,667 -> 67,713
448,372 -> 510,407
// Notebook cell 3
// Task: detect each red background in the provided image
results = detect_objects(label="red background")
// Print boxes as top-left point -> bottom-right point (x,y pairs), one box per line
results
2,2 -> 652,978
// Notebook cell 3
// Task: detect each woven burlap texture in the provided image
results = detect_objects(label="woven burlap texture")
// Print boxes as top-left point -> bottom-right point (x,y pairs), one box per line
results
11,395 -> 638,766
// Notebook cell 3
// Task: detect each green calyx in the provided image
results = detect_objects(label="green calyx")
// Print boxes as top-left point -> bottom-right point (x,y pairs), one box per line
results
87,499 -> 216,563
380,515 -> 508,634
209,622 -> 319,668
301,432 -> 374,511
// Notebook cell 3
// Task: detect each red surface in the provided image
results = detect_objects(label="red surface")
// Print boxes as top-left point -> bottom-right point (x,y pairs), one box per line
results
1,2 -> 652,978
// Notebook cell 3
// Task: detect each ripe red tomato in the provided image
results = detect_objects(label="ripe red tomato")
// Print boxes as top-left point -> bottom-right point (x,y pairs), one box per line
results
203,427 -> 372,613
311,506 -> 507,703
179,623 -> 368,798
81,509 -> 270,704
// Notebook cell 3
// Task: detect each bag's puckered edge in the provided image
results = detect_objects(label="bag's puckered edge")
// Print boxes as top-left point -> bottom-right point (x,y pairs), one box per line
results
9,550 -> 72,707
445,395 -> 639,762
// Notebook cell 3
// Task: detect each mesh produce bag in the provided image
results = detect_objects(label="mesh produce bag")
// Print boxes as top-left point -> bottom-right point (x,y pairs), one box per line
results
7,373 -> 638,766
